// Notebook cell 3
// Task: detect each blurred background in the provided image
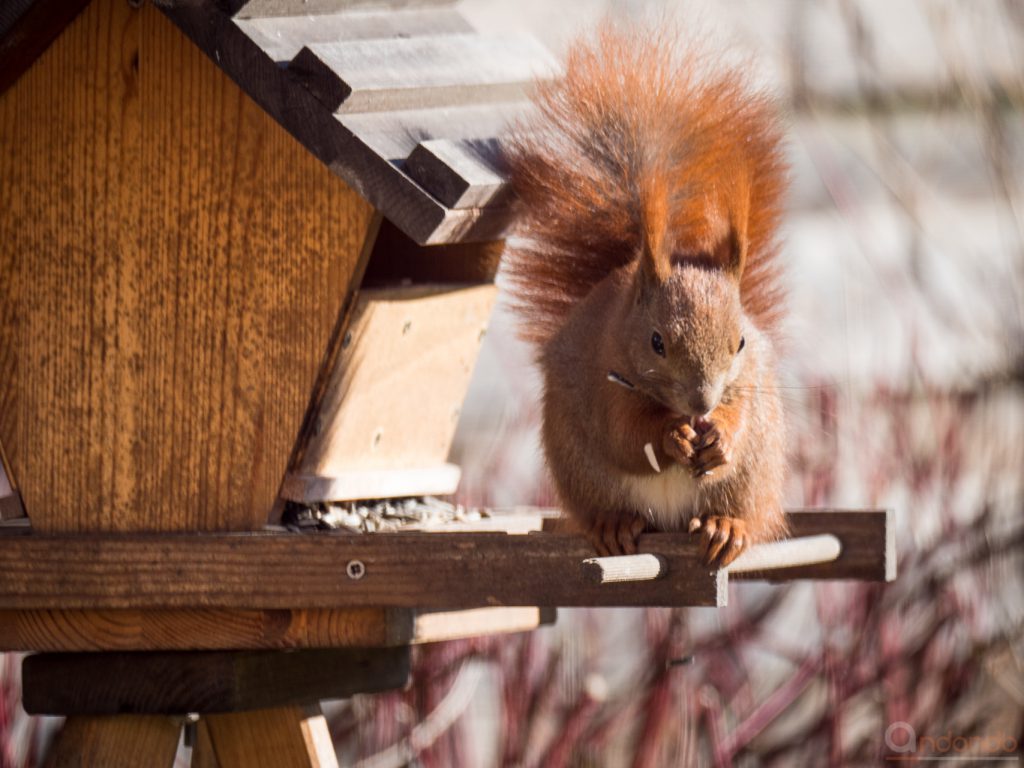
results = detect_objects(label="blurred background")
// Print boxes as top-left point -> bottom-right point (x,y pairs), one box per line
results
2,0 -> 1022,765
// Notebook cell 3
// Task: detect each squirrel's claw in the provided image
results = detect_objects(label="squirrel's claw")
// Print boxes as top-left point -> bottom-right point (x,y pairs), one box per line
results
690,515 -> 748,568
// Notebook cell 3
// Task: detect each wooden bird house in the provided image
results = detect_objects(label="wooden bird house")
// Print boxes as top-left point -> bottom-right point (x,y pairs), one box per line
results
0,1 -> 894,765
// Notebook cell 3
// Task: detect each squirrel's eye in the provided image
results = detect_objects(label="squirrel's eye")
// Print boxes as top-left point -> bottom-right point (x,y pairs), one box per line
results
737,336 -> 746,354
651,331 -> 666,357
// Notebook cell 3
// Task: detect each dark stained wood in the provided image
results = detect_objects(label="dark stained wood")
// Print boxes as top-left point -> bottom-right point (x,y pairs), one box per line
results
361,219 -> 503,286
0,531 -> 729,609
731,509 -> 896,582
405,138 -> 509,209
43,715 -> 181,768
288,34 -> 555,113
0,0 -> 90,96
23,647 -> 411,715
235,7 -> 472,62
0,0 -> 375,533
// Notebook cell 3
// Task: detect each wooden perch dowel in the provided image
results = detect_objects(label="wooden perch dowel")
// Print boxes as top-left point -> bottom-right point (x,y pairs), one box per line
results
581,554 -> 667,584
726,534 -> 842,574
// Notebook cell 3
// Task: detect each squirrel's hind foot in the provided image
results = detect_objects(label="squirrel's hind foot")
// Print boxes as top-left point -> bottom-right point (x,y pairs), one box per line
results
586,511 -> 648,557
689,515 -> 748,568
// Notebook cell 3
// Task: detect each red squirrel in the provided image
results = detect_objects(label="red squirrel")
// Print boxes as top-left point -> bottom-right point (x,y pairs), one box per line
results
502,25 -> 789,567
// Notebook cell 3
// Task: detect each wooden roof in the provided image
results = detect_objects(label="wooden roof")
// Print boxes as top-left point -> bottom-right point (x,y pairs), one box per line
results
1,0 -> 557,244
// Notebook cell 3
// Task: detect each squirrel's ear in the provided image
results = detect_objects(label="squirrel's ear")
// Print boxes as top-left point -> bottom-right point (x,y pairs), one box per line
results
640,176 -> 672,284
721,181 -> 751,280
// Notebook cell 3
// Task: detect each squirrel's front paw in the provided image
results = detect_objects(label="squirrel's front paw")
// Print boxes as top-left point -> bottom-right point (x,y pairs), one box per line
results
688,515 -> 747,568
689,420 -> 731,479
663,419 -> 698,466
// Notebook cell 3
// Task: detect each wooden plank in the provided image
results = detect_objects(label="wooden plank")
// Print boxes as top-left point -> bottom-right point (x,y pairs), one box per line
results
0,606 -> 549,651
0,531 -> 728,609
234,8 -> 472,62
43,715 -> 181,768
405,138 -> 509,209
289,284 -> 497,496
23,647 -> 410,715
0,608 -> 415,652
202,706 -> 338,768
289,34 -> 557,113
230,0 -> 458,19
281,464 -> 462,503
413,606 -> 555,643
0,0 -> 376,533
159,2 -> 514,244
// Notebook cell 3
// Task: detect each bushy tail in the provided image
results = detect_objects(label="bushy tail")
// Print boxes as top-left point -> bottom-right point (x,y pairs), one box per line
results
501,23 -> 788,345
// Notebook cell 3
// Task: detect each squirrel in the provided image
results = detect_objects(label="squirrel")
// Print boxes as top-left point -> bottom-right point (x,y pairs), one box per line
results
501,24 -> 789,568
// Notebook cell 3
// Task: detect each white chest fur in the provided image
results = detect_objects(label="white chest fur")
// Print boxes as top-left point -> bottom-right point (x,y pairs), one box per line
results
620,466 -> 699,530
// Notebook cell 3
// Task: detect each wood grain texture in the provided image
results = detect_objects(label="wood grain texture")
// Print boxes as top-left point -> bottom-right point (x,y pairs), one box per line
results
23,647 -> 411,715
0,0 -> 374,533
0,605 -> 547,651
0,531 -> 728,608
405,138 -> 509,209
202,706 -> 339,768
43,715 -> 181,768
235,7 -> 472,62
289,34 -> 556,113
0,608 -> 415,652
289,284 -> 496,492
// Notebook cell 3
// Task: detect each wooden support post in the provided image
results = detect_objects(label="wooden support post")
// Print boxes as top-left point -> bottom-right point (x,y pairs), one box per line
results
22,647 -> 410,716
201,706 -> 338,768
43,715 -> 181,768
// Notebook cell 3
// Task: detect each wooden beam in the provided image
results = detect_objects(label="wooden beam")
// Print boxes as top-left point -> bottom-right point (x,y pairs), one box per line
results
0,608 -> 415,652
199,705 -> 338,768
43,715 -> 181,768
22,647 -> 410,715
405,138 -> 509,209
0,530 -> 728,609
0,605 -> 551,652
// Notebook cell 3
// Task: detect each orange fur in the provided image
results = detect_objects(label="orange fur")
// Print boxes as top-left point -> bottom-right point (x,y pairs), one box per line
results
503,24 -> 788,346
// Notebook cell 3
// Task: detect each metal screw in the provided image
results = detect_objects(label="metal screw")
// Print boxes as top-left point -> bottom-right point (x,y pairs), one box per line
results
342,331 -> 353,349
346,560 -> 366,580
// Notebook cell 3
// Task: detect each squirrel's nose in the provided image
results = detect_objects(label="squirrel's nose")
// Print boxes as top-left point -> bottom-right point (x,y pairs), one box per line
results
688,394 -> 713,416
